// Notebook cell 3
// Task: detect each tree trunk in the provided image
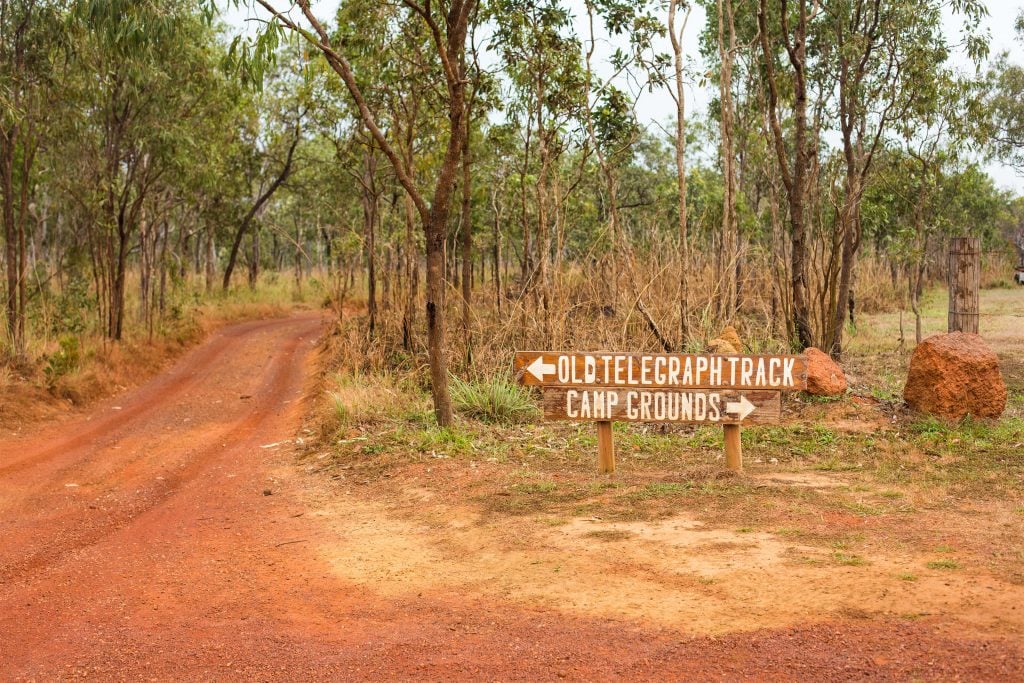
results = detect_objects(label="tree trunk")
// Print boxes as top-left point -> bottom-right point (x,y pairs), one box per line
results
223,128 -> 299,291
757,0 -> 814,350
460,134 -> 472,343
717,0 -> 738,323
668,0 -> 690,346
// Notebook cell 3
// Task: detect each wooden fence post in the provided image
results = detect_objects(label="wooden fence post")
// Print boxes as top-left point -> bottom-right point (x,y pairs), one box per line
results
948,237 -> 980,334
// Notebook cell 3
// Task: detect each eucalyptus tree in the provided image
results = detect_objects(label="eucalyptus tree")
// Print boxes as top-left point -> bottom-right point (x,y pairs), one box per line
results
224,0 -> 480,426
815,0 -> 988,358
666,0 -> 692,341
0,0 -> 64,354
489,0 -> 585,339
61,0 -> 228,340
755,0 -> 816,349
222,53 -> 309,292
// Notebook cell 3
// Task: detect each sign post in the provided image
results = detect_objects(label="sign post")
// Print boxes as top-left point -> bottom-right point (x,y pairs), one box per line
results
514,351 -> 808,473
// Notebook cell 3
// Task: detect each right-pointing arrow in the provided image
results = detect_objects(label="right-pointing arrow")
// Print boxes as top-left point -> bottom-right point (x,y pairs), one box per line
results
726,395 -> 756,421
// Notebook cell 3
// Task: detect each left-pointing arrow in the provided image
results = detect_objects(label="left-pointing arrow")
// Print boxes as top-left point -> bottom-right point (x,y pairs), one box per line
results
526,355 -> 557,382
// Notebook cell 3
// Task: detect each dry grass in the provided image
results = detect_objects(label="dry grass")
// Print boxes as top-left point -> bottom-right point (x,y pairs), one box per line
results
305,279 -> 1024,583
0,271 -> 324,432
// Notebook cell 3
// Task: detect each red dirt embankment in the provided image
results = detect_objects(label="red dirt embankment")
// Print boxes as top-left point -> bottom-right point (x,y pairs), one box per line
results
1,313 -> 1020,681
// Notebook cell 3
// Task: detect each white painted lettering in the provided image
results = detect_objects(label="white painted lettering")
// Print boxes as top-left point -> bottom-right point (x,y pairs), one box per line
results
741,357 -> 754,386
708,393 -> 721,421
668,356 -> 681,385
696,356 -> 708,385
728,357 -> 739,385
654,356 -> 667,384
558,355 -> 571,384
709,357 -> 722,386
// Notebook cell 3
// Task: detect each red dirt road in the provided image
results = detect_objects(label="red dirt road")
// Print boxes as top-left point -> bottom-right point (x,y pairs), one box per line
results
1,313 -> 1022,681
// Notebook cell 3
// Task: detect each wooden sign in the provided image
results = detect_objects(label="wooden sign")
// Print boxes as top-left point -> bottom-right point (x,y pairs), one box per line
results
515,352 -> 807,391
542,388 -> 781,425
515,349 -> 808,474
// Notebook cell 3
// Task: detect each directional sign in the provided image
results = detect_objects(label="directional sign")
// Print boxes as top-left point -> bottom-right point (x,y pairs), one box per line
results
515,352 -> 807,391
515,349 -> 808,473
541,387 -> 781,425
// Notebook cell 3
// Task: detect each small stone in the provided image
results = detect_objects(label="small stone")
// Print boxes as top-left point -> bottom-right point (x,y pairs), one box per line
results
804,347 -> 847,396
903,332 -> 1006,420
262,489 -> 273,496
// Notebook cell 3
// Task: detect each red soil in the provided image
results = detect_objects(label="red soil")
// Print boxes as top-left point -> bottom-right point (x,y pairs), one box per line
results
1,313 -> 1020,681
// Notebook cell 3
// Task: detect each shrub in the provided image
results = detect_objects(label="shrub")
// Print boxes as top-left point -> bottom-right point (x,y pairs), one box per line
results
449,374 -> 538,424
45,335 -> 81,383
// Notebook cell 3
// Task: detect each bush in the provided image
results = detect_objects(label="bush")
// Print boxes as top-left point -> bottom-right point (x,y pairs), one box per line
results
449,374 -> 538,425
45,335 -> 81,383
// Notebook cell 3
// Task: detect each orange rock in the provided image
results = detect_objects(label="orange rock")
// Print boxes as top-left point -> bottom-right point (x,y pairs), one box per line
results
804,347 -> 847,396
707,338 -> 740,354
903,333 -> 1006,420
719,326 -> 743,352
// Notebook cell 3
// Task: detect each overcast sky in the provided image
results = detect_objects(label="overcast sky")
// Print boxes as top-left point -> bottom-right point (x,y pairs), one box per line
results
221,1 -> 1024,192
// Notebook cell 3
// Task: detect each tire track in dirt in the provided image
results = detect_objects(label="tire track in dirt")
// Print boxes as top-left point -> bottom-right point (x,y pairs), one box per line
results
0,316 -> 319,583
0,317 -> 306,478
1,311 -> 1021,681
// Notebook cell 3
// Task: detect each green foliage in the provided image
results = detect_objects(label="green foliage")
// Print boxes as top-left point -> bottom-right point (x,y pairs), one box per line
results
449,375 -> 539,425
44,335 -> 81,383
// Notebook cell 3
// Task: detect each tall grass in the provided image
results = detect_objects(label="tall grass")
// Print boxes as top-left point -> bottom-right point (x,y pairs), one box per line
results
328,247 -> 920,385
448,374 -> 538,424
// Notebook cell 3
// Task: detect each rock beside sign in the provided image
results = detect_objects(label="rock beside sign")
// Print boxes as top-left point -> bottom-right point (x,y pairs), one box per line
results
904,333 -> 1006,420
804,348 -> 847,396
708,325 -> 743,354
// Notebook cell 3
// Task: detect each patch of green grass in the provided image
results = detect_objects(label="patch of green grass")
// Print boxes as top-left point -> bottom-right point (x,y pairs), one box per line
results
735,526 -> 755,533
413,426 -> 474,455
841,501 -> 886,517
541,516 -> 569,526
628,482 -> 692,500
328,391 -> 351,429
926,559 -> 960,570
814,458 -> 862,472
879,490 -> 904,499
449,375 -> 539,424
510,481 -> 558,495
898,572 -> 918,581
832,552 -> 867,566
775,527 -> 803,537
933,544 -> 955,553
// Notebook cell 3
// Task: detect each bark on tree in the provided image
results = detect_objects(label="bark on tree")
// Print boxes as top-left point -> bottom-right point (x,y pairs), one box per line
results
668,0 -> 690,346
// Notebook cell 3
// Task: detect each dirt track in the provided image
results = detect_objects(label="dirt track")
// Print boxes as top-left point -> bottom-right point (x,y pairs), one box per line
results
2,313 -> 1022,681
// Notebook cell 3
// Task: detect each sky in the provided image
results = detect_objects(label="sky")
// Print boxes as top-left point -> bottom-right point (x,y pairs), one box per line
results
221,1 -> 1024,193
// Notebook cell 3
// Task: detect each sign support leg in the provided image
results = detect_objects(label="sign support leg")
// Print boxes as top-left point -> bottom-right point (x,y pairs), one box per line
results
723,424 -> 742,472
596,421 -> 615,474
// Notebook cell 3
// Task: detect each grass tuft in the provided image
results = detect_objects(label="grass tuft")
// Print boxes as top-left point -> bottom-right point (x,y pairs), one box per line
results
926,559 -> 960,570
449,374 -> 539,424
